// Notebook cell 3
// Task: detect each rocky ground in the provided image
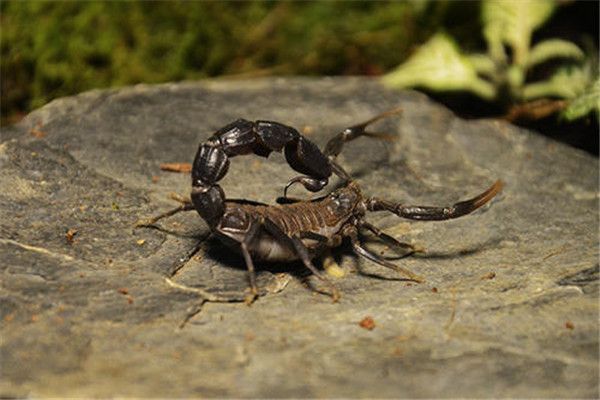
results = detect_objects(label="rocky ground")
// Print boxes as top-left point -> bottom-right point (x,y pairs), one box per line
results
1,78 -> 598,398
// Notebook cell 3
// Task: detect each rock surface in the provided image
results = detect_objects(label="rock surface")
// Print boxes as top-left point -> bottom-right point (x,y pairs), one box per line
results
1,78 -> 598,398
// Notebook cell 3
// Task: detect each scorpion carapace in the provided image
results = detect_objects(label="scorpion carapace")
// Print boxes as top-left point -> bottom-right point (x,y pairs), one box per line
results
137,109 -> 503,303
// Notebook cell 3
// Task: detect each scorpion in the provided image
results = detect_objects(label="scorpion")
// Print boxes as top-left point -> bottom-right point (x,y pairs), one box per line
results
137,109 -> 503,303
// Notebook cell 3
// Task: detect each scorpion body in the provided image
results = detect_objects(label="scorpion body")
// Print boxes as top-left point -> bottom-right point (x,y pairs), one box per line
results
138,109 -> 503,302
217,188 -> 361,262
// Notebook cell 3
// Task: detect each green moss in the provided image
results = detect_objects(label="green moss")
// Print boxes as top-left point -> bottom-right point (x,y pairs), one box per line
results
2,1 -> 427,124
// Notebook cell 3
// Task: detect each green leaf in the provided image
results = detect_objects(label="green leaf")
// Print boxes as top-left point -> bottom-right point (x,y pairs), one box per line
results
506,65 -> 526,97
382,33 -> 496,100
482,0 -> 556,66
523,63 -> 593,100
561,78 -> 600,121
466,53 -> 496,77
527,39 -> 585,68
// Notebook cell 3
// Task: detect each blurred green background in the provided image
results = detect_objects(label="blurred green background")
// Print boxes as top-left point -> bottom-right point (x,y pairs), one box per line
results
1,1 -> 597,152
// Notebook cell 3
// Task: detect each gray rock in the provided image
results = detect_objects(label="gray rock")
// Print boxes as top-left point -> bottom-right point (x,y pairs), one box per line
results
1,78 -> 597,398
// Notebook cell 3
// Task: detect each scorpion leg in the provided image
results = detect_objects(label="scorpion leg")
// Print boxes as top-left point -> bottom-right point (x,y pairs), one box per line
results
261,218 -> 340,302
367,180 -> 504,221
219,216 -> 264,304
297,230 -> 343,254
289,235 -> 341,302
238,221 -> 263,304
357,220 -> 421,257
168,192 -> 192,204
342,224 -> 424,283
135,202 -> 195,227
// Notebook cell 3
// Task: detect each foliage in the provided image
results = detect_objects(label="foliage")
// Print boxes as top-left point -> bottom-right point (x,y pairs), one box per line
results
1,1 -> 427,124
383,0 -> 598,121
561,77 -> 600,121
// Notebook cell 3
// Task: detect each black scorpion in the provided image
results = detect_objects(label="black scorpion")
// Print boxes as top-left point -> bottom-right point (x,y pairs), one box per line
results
137,109 -> 503,303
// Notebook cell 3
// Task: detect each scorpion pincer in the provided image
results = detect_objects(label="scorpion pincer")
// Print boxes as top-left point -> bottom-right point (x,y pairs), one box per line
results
138,109 -> 503,303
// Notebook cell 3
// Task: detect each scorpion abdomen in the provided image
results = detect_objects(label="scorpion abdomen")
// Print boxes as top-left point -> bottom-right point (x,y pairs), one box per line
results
262,203 -> 332,236
219,202 -> 342,262
237,184 -> 362,239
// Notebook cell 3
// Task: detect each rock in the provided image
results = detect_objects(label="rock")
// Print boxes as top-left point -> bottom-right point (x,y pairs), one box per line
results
1,78 -> 597,398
